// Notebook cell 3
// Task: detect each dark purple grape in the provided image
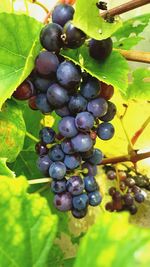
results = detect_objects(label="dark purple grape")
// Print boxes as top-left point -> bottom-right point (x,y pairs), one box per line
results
52,4 -> 74,27
81,148 -> 94,160
75,112 -> 94,132
88,191 -> 102,206
99,82 -> 114,100
128,204 -> 138,215
87,148 -> 103,165
68,94 -> 87,114
112,191 -> 122,201
36,94 -> 53,114
35,51 -> 59,77
37,155 -> 53,175
61,139 -> 75,154
107,170 -> 116,180
80,78 -> 100,100
134,193 -> 145,203
35,142 -> 48,156
66,176 -> 84,195
87,98 -> 108,118
120,181 -> 126,191
82,162 -> 97,176
89,38 -> 113,61
71,133 -> 93,152
125,178 -> 136,187
108,187 -> 116,196
132,185 -> 141,194
72,193 -> 89,211
58,116 -> 78,138
49,144 -> 65,161
34,77 -> 54,93
13,80 -> 35,100
64,154 -> 81,169
62,21 -> 86,49
105,202 -> 114,212
39,127 -> 56,144
49,162 -> 66,180
51,179 -> 67,193
57,61 -> 81,90
54,192 -> 72,211
97,122 -> 115,140
47,83 -> 69,108
56,106 -> 71,117
71,208 -> 87,219
40,23 -> 63,53
100,101 -> 116,122
84,176 -> 98,192
123,193 -> 134,206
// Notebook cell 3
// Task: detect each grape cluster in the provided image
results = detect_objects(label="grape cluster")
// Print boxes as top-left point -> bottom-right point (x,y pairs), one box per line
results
12,3 -> 116,218
104,166 -> 147,215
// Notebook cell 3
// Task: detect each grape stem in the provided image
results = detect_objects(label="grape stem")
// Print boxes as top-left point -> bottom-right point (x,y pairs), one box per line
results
131,116 -> 150,146
116,49 -> 150,64
29,178 -> 51,185
101,0 -> 150,18
31,0 -> 49,14
99,150 -> 150,165
26,131 -> 39,143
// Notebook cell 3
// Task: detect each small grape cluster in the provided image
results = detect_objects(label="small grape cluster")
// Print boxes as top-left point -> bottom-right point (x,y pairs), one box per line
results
104,166 -> 147,215
12,3 -> 116,218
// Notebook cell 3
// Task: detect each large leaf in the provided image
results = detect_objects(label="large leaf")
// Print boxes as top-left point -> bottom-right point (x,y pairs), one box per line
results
74,213 -> 150,267
0,176 -> 57,267
73,0 -> 122,40
0,158 -> 15,177
0,100 -> 26,162
61,47 -> 129,94
0,13 -> 42,109
126,68 -> 150,100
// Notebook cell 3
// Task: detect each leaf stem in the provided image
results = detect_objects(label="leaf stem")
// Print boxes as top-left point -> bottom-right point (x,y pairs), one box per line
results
24,0 -> 29,14
32,0 -> 49,14
26,131 -> 39,143
115,49 -> 150,64
28,178 -> 51,184
131,116 -> 150,146
101,0 -> 150,18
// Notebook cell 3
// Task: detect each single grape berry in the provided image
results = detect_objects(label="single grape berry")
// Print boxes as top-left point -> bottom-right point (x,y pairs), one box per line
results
108,187 -> 116,196
49,144 -> 65,162
97,122 -> 115,140
107,170 -> 116,180
47,83 -> 69,108
71,133 -> 93,152
58,116 -> 78,138
39,127 -> 56,144
51,179 -> 67,194
49,162 -> 66,180
82,162 -> 97,176
87,149 -> 103,165
75,112 -> 94,132
13,80 -> 35,100
128,204 -> 138,215
33,77 -> 54,93
57,61 -> 81,90
99,82 -> 114,100
36,94 -> 53,114
40,23 -> 63,53
66,176 -> 84,195
87,98 -> 108,118
62,21 -> 86,49
64,154 -> 81,169
73,193 -> 89,211
61,139 -> 75,154
54,192 -> 72,211
52,4 -> 74,27
37,155 -> 53,175
100,101 -> 117,122
35,51 -> 59,77
123,193 -> 134,206
88,191 -> 102,206
89,38 -> 113,61
56,106 -> 71,117
28,96 -> 38,110
35,142 -> 48,156
105,202 -> 114,212
125,178 -> 135,187
134,193 -> 145,203
71,208 -> 87,219
80,78 -> 100,100
84,176 -> 98,192
68,94 -> 87,114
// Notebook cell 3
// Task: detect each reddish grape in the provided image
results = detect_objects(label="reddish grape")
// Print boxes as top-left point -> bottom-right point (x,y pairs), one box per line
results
99,82 -> 114,100
28,96 -> 38,110
13,80 -> 35,100
59,0 -> 76,5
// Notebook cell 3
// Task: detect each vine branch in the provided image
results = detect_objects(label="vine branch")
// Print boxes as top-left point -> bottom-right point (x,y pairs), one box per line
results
116,49 -> 150,64
101,0 -> 150,18
131,117 -> 150,146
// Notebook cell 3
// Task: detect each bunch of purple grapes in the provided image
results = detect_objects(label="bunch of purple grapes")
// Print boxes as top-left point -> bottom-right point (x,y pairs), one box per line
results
104,166 -> 147,215
12,3 -> 116,218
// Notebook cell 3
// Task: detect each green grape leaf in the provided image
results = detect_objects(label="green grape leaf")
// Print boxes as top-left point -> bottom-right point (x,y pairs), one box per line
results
126,68 -> 150,100
0,158 -> 15,177
0,13 -> 42,110
0,176 -> 57,267
61,46 -> 129,94
74,213 -> 150,267
0,100 -> 26,162
113,36 -> 143,50
73,0 -> 122,40
114,13 -> 150,40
